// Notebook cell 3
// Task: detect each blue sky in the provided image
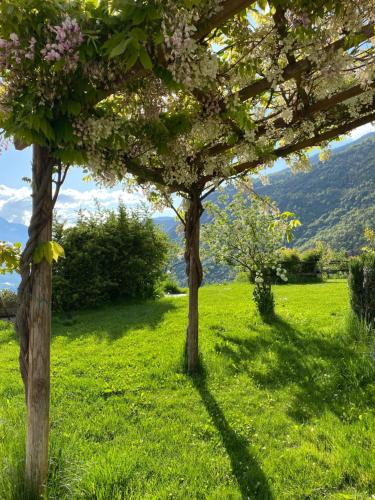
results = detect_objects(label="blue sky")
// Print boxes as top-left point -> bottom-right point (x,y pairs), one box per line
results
0,123 -> 374,226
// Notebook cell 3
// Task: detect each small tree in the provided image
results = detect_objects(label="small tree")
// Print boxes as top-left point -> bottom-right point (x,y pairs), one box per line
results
203,192 -> 300,317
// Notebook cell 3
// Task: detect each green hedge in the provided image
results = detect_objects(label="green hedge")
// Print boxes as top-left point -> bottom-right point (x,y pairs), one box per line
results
275,248 -> 323,283
348,254 -> 375,327
52,206 -> 170,311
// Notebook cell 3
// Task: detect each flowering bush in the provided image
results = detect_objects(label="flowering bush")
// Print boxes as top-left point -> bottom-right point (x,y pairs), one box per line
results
203,191 -> 300,317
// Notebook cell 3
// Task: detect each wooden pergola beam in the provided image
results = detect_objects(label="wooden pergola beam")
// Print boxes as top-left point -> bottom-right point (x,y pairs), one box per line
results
196,0 -> 253,40
228,110 -> 375,178
236,24 -> 374,103
200,82 -> 375,160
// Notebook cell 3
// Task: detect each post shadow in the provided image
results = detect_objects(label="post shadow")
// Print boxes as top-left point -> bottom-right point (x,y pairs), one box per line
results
192,371 -> 273,499
52,299 -> 177,342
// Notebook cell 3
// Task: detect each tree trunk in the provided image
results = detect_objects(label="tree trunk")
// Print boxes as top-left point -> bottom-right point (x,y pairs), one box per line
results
184,190 -> 203,373
17,145 -> 53,495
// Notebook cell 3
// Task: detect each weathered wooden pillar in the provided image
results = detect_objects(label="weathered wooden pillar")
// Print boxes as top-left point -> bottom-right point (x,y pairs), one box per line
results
184,189 -> 203,373
18,144 -> 53,495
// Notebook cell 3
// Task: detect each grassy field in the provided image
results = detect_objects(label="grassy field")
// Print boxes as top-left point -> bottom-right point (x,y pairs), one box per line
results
1,281 -> 375,499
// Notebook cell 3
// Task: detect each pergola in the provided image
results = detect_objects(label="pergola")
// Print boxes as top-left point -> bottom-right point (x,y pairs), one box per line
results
0,0 -> 374,493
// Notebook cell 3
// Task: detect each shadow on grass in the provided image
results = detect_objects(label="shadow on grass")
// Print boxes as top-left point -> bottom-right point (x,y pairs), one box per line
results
52,299 -> 177,342
214,315 -> 375,423
192,369 -> 273,499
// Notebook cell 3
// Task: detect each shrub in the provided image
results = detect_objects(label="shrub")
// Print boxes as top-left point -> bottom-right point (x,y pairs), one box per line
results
163,278 -> 184,295
348,254 -> 375,328
235,271 -> 250,283
253,282 -> 274,319
52,205 -> 170,311
0,289 -> 17,308
0,289 -> 17,315
300,248 -> 322,274
278,248 -> 301,275
276,247 -> 323,284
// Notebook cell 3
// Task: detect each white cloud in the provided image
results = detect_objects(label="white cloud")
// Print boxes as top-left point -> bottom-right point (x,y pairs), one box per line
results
349,123 -> 375,140
0,184 -> 145,225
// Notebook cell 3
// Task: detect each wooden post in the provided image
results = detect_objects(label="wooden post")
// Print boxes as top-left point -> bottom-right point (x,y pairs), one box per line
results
25,144 -> 53,495
184,190 -> 203,373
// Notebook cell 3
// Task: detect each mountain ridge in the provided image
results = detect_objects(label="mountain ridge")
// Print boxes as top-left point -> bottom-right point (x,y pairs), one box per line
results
154,132 -> 375,254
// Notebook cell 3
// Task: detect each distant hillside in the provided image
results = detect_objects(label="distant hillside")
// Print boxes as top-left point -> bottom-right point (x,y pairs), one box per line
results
155,133 -> 375,255
0,216 -> 28,245
153,216 -> 180,241
153,133 -> 375,283
253,133 -> 375,253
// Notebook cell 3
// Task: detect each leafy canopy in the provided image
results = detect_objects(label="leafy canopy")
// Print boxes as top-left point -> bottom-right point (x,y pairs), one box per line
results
0,0 -> 374,196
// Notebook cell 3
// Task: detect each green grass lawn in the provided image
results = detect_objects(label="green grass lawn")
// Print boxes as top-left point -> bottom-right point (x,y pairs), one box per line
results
1,281 -> 375,499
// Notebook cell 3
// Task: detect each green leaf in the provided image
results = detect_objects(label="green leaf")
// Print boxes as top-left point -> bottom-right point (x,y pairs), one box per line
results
124,48 -> 139,71
110,37 -> 131,58
33,241 -> 65,265
56,148 -> 86,164
132,8 -> 146,25
39,118 -> 55,141
54,119 -> 75,142
153,32 -> 164,46
290,220 -> 302,229
146,5 -> 160,20
0,241 -> 21,274
280,211 -> 295,219
67,101 -> 82,116
257,0 -> 267,10
139,46 -> 153,70
130,27 -> 147,41
102,32 -> 125,52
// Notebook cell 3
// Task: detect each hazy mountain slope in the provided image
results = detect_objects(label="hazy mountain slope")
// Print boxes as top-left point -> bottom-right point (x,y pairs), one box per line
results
155,133 -> 375,255
254,133 -> 375,252
0,216 -> 28,245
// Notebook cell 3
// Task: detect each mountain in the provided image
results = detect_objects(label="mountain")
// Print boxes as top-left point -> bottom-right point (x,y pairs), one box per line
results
155,133 -> 375,255
0,217 -> 28,245
2,134 -> 375,288
0,218 -> 27,290
153,216 -> 180,241
253,132 -> 375,253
